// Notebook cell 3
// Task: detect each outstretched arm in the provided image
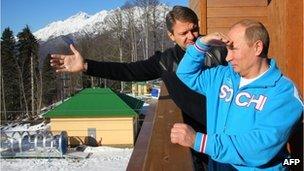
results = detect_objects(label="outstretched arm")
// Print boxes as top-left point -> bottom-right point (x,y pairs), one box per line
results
84,52 -> 162,81
51,44 -> 163,81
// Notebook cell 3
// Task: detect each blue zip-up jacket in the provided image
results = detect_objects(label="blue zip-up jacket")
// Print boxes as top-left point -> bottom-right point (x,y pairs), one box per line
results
176,39 -> 303,170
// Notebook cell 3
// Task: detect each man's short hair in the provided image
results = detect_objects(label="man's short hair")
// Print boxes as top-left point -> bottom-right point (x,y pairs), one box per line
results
165,6 -> 198,33
232,19 -> 270,56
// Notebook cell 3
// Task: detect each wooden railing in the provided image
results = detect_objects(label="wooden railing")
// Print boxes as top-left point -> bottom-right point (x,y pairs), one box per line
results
127,84 -> 194,171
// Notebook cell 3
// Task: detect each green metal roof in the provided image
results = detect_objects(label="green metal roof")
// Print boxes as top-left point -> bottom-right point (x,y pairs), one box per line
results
44,88 -> 144,118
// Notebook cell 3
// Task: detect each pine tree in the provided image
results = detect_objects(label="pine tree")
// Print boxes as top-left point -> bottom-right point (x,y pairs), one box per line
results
16,25 -> 39,120
1,28 -> 21,121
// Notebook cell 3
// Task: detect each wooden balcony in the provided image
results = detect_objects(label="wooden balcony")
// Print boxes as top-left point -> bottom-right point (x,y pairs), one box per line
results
127,84 -> 194,171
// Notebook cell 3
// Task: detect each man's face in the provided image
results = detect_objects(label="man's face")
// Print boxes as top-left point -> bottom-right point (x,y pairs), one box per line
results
225,25 -> 258,78
168,20 -> 199,50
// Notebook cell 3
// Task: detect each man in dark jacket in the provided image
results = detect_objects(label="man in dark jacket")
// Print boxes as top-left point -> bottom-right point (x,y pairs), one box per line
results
51,6 -> 230,170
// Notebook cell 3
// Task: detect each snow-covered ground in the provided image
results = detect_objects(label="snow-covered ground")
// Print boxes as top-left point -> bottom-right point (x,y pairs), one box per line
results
1,146 -> 133,171
0,121 -> 133,171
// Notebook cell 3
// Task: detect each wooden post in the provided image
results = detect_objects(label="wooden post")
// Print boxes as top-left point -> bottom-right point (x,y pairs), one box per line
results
201,0 -> 207,35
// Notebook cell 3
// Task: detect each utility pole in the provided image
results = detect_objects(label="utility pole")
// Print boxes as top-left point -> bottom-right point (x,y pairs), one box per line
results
30,53 -> 35,119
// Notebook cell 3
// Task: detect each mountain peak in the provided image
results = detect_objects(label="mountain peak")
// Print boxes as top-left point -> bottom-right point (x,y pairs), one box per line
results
69,11 -> 90,20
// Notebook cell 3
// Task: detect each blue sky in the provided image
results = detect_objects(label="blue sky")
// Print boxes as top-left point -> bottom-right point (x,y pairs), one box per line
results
1,0 -> 188,35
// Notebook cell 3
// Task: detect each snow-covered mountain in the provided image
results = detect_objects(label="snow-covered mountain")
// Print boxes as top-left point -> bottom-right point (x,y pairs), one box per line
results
34,5 -> 170,42
34,10 -> 109,41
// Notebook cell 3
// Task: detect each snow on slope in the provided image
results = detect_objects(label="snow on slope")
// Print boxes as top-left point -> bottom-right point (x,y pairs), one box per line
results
34,10 -> 109,41
33,5 -> 170,42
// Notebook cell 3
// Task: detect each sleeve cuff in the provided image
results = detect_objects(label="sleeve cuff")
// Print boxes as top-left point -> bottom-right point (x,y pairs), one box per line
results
193,132 -> 208,153
84,59 -> 97,75
194,38 -> 211,53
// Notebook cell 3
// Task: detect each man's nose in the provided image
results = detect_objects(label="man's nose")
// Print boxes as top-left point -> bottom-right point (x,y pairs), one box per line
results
186,32 -> 194,40
225,51 -> 233,62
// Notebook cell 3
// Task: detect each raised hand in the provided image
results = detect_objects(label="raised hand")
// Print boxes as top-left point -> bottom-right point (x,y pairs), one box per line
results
50,44 -> 86,73
200,32 -> 233,48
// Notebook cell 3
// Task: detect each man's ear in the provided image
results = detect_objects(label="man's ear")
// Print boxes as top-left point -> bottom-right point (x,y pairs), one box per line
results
254,40 -> 263,56
167,31 -> 175,42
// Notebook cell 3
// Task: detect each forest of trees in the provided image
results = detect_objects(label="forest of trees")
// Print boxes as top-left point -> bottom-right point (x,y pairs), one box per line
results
0,0 -> 173,123
1,26 -> 41,122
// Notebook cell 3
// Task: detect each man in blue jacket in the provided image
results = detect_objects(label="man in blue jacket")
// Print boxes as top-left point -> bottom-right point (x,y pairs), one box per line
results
172,19 -> 303,170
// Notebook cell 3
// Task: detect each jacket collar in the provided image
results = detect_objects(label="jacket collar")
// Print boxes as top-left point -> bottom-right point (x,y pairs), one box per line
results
230,59 -> 282,88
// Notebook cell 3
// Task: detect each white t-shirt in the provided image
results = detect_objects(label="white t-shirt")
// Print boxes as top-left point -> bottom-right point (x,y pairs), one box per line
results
239,66 -> 270,88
